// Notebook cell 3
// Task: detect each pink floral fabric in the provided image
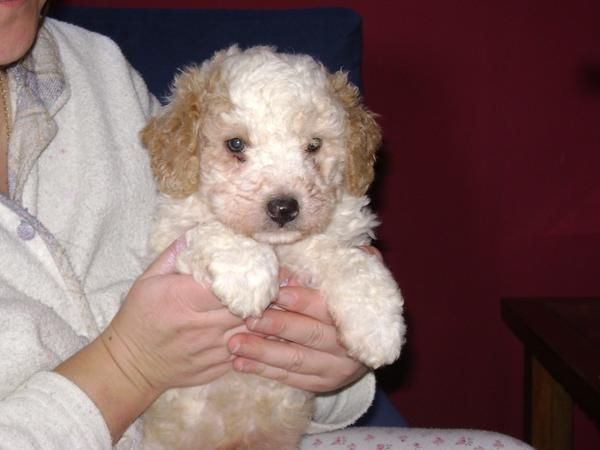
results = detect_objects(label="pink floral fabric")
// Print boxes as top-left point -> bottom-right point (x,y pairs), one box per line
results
301,427 -> 534,450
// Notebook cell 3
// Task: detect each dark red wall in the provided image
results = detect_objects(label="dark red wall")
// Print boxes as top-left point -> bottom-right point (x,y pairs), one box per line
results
58,1 -> 600,448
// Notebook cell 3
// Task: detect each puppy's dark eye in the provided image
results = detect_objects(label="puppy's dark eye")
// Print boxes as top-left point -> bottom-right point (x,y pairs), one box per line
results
306,137 -> 322,153
226,138 -> 245,153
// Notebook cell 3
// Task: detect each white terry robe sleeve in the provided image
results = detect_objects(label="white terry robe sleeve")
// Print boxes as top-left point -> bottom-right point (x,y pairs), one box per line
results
0,373 -> 111,450
309,371 -> 375,434
0,293 -> 112,449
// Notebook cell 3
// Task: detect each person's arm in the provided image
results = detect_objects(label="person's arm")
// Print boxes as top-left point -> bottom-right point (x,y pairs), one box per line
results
0,284 -> 114,449
0,371 -> 114,449
53,332 -> 159,444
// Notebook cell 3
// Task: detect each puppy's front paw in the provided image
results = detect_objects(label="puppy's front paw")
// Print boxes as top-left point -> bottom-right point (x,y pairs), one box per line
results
207,245 -> 279,318
339,297 -> 405,368
327,259 -> 406,368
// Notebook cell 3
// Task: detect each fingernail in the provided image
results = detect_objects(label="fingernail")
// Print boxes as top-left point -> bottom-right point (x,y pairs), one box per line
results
174,236 -> 188,254
276,289 -> 294,307
228,340 -> 241,354
233,359 -> 249,372
159,237 -> 188,275
247,317 -> 259,330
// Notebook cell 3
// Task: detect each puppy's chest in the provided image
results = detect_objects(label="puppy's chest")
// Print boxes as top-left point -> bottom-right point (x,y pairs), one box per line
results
274,243 -> 326,288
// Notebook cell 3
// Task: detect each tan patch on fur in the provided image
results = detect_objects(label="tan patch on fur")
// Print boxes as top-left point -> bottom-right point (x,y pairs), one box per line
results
140,51 -> 233,198
328,71 -> 382,196
143,372 -> 313,450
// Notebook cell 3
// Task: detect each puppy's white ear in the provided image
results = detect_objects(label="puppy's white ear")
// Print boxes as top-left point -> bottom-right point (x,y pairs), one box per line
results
329,71 -> 381,196
140,67 -> 204,198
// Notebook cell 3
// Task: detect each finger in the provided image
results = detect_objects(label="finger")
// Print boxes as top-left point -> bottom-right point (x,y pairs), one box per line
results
278,267 -> 302,287
142,237 -> 187,278
272,286 -> 334,324
228,333 -> 333,376
221,321 -> 252,340
244,309 -> 340,353
231,357 -> 332,393
234,356 -> 368,393
189,343 -> 236,365
358,245 -> 383,261
189,306 -> 247,331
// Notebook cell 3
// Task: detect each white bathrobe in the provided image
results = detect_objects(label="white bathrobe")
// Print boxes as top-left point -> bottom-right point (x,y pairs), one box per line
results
0,18 -> 374,449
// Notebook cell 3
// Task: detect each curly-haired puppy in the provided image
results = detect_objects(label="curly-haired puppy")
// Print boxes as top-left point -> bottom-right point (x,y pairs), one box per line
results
140,45 -> 405,450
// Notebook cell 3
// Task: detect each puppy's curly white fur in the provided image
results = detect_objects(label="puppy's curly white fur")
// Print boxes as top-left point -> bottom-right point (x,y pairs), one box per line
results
140,45 -> 405,450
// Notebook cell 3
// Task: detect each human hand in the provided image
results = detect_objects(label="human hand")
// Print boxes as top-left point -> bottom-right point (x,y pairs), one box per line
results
227,270 -> 368,393
102,238 -> 246,395
55,238 -> 246,441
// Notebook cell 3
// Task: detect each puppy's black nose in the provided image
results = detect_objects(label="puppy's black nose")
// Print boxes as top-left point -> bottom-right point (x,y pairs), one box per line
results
266,197 -> 299,227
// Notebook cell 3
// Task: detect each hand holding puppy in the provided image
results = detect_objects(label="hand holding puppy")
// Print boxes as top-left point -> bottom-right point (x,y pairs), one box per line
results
229,269 -> 369,393
103,239 -> 246,393
56,239 -> 245,442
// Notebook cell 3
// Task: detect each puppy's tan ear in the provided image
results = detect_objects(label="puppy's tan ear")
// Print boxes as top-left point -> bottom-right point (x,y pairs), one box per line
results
140,68 -> 204,198
329,71 -> 382,196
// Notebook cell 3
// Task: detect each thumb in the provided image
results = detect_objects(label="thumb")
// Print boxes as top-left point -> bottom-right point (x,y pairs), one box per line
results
141,237 -> 187,279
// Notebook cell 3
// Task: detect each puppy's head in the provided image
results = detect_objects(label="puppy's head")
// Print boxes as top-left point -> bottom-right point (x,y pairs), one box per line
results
141,46 -> 381,244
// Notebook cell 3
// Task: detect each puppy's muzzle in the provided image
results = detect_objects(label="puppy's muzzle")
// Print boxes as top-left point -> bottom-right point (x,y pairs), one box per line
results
266,196 -> 299,227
